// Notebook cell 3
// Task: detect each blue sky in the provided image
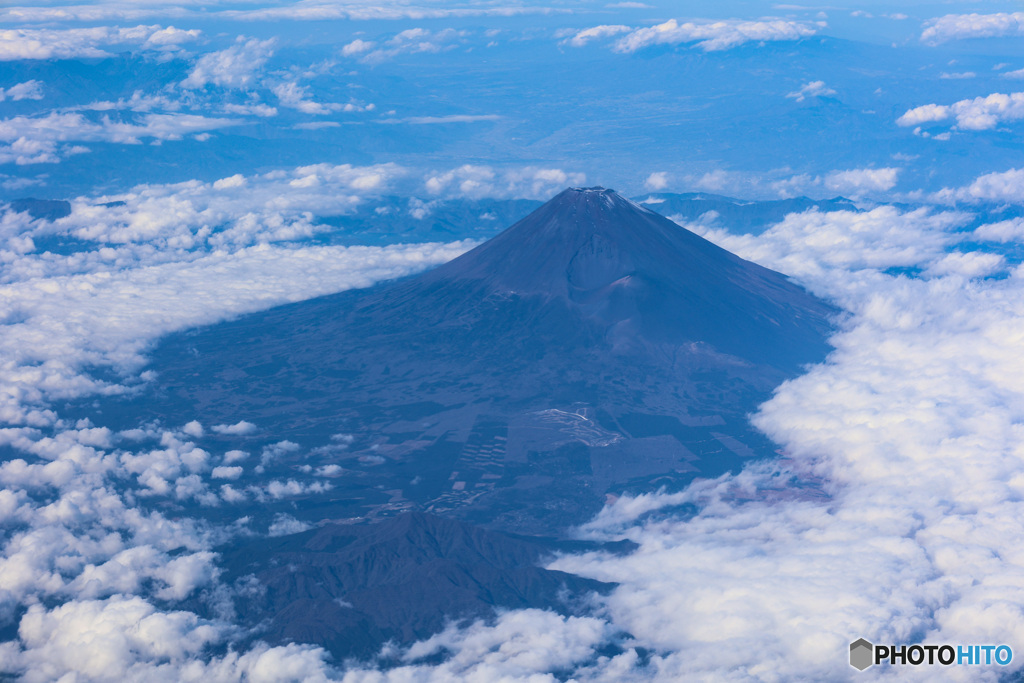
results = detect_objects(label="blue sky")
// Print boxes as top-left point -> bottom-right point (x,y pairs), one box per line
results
6,1 -> 1024,681
5,0 -> 1024,201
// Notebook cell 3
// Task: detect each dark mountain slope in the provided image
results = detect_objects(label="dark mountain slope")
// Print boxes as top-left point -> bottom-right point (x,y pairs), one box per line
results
110,187 -> 836,534
206,512 -> 624,660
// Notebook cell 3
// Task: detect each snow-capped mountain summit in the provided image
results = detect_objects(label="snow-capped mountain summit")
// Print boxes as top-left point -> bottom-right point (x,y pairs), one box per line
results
410,185 -> 834,366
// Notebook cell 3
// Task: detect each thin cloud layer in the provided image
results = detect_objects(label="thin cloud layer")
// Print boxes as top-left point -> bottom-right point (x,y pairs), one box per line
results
0,25 -> 200,61
685,205 -> 968,278
0,112 -> 241,165
353,27 -> 465,64
0,1 -> 568,24
423,164 -> 586,199
675,165 -> 902,201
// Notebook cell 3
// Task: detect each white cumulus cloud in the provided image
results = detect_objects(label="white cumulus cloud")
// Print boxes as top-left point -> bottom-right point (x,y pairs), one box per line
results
644,171 -> 670,191
921,12 -> 1024,44
933,167 -> 1024,203
974,217 -> 1024,242
0,81 -> 44,102
786,80 -> 836,102
424,164 -> 586,199
823,167 -> 900,195
613,18 -> 820,52
898,92 -> 1024,131
562,24 -> 632,47
0,25 -> 200,61
341,38 -> 375,56
181,36 -> 277,90
0,112 -> 241,165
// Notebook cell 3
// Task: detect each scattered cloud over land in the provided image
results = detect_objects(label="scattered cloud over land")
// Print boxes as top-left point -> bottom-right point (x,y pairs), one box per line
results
187,196 -> 1020,681
181,36 -> 276,90
336,198 -> 1018,681
786,80 -> 835,102
0,238 -> 473,425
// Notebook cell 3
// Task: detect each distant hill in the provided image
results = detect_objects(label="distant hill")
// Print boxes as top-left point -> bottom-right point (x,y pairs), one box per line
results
7,198 -> 72,221
202,511 -> 627,660
636,192 -> 857,233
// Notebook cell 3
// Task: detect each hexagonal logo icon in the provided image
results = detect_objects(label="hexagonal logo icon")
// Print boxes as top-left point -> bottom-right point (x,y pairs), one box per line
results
850,638 -> 874,671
